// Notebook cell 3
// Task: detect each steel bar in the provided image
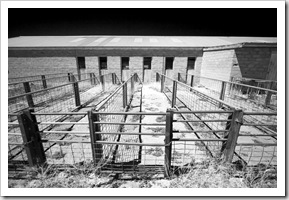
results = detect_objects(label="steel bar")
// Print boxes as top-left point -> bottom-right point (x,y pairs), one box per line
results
172,138 -> 227,142
93,122 -> 166,126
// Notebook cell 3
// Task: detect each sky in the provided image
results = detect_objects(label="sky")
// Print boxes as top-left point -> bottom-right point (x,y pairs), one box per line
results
8,8 -> 277,38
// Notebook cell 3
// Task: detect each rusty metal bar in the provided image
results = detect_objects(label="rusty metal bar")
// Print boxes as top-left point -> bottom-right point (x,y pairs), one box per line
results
238,134 -> 277,137
174,130 -> 229,133
94,122 -> 166,126
172,138 -> 227,142
242,123 -> 276,126
38,122 -> 89,125
31,112 -> 87,115
243,112 -> 277,115
41,75 -> 47,89
164,108 -> 174,177
174,119 -> 232,123
93,112 -> 166,115
42,130 -> 89,134
236,143 -> 277,146
23,82 -> 34,108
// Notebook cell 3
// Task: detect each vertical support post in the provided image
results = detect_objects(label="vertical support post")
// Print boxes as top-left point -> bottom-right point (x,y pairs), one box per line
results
68,73 -> 72,82
177,73 -> 181,82
123,82 -> 127,108
190,75 -> 194,87
112,73 -> 115,84
41,75 -> 47,89
17,109 -> 46,166
164,108 -> 174,177
222,109 -> 243,163
265,82 -> 273,107
76,57 -> 81,81
88,110 -> 103,165
189,75 -> 194,91
131,75 -> 135,96
23,82 -> 34,108
71,76 -> 81,107
156,73 -> 159,82
219,81 -> 227,108
89,73 -> 94,85
92,73 -> 96,85
171,81 -> 177,108
161,75 -> 164,93
100,75 -> 105,91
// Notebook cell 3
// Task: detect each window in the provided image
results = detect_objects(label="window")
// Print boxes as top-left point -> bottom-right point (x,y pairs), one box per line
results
187,57 -> 196,70
143,57 -> 152,69
165,57 -> 174,70
121,57 -> 130,70
77,57 -> 86,69
99,57 -> 107,70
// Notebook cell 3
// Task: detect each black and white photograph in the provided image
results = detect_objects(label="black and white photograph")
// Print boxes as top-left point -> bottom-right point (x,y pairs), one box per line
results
1,0 -> 286,197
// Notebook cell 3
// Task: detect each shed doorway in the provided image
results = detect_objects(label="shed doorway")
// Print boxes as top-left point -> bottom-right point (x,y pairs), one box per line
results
165,57 -> 174,79
143,57 -> 152,82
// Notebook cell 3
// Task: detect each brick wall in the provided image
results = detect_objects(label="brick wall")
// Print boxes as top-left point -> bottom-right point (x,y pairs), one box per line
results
107,56 -> 121,81
151,57 -> 164,81
234,47 -> 275,79
201,49 -> 235,81
8,57 -> 77,78
129,57 -> 143,81
173,57 -> 187,80
85,57 -> 99,76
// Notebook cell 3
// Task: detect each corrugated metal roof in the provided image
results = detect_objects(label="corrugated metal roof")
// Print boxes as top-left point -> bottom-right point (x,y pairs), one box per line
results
8,36 -> 277,48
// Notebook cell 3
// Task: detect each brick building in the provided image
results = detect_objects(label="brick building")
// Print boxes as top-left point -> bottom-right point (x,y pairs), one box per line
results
8,36 -> 277,82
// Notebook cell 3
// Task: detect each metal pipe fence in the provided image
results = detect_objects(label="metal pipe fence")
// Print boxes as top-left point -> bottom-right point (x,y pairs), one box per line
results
231,76 -> 277,91
8,74 -> 139,169
158,73 -> 277,168
8,73 -> 278,178
8,72 -> 73,83
177,73 -> 277,129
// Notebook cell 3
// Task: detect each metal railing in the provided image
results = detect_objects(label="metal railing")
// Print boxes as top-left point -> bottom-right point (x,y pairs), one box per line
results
177,73 -> 277,128
8,73 -> 278,179
231,76 -> 277,91
158,73 -> 277,168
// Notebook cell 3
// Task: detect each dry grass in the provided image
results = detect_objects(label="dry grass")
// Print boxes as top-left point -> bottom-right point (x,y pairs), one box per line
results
8,159 -> 277,188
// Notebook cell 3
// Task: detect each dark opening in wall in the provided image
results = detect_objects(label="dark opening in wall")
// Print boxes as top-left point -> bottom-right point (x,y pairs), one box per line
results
165,57 -> 174,70
143,57 -> 152,69
77,57 -> 86,69
187,57 -> 196,70
121,57 -> 130,70
99,57 -> 107,70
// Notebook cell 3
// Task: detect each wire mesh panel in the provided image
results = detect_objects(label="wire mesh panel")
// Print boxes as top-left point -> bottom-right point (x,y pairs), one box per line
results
171,140 -> 223,166
233,112 -> 277,166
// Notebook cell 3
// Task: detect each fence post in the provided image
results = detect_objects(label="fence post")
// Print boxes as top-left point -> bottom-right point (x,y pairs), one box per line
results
89,73 -> 94,85
161,75 -> 164,93
123,82 -> 127,108
17,109 -> 46,166
171,81 -> 177,108
190,75 -> 194,87
100,75 -> 105,91
219,81 -> 226,101
111,73 -> 115,84
23,82 -> 34,108
131,75 -> 135,96
68,73 -> 72,82
41,75 -> 47,89
71,76 -> 81,107
265,82 -> 274,107
222,109 -> 243,163
177,73 -> 181,82
164,108 -> 174,177
88,110 -> 103,165
218,81 -> 227,108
